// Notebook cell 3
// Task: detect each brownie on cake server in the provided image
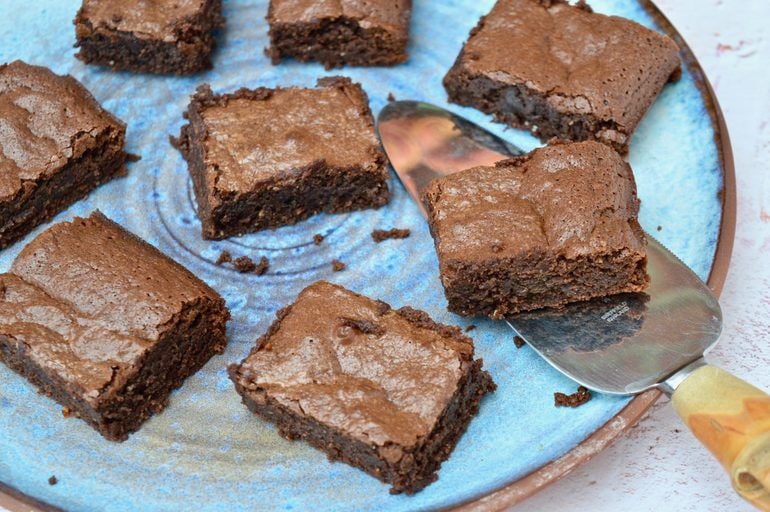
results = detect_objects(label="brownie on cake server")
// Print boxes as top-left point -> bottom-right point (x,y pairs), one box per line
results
174,76 -> 390,240
74,0 -> 224,75
0,61 -> 128,250
423,141 -> 649,318
0,212 -> 230,441
443,0 -> 681,153
266,0 -> 412,69
229,281 -> 495,494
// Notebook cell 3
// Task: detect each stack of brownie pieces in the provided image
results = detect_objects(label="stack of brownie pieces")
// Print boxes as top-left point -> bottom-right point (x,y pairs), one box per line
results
0,0 -> 682,498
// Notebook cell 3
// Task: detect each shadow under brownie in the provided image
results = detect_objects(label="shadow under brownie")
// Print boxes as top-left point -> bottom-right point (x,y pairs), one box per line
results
0,212 -> 230,441
0,60 -> 128,249
173,76 -> 390,240
229,281 -> 495,494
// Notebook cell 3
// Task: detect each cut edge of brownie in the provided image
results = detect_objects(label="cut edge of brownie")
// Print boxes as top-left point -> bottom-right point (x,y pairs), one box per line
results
0,124 -> 127,250
173,78 -> 390,240
442,4 -> 682,154
266,8 -> 409,69
74,0 -> 224,75
228,291 -> 496,494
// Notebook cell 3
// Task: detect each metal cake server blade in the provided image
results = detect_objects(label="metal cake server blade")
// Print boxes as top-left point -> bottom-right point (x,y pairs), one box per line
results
377,100 -> 770,510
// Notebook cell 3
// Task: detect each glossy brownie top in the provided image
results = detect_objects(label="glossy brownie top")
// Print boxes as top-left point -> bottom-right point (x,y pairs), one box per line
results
0,60 -> 124,202
77,0 -> 208,39
0,212 -> 223,403
230,280 -> 477,448
456,0 -> 680,129
187,76 -> 385,195
423,140 -> 646,263
268,0 -> 411,33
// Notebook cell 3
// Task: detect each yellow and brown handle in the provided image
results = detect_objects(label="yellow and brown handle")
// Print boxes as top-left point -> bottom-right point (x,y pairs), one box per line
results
672,364 -> 770,510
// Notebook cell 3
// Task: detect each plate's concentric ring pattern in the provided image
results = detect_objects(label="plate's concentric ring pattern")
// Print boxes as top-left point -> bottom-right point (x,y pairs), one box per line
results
0,1 -> 732,511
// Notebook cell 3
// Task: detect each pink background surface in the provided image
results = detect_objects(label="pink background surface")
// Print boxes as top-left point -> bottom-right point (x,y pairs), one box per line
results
520,0 -> 770,510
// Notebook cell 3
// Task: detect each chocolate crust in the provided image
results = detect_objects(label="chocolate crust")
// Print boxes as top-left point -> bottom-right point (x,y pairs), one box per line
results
266,1 -> 411,69
74,0 -> 224,75
229,282 -> 495,494
174,78 -> 390,240
442,0 -> 681,153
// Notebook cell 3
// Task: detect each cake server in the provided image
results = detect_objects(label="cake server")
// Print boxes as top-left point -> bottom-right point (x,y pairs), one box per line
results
377,100 -> 770,509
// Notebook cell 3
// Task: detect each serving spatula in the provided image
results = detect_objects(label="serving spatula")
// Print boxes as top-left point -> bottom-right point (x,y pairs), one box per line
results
377,100 -> 770,510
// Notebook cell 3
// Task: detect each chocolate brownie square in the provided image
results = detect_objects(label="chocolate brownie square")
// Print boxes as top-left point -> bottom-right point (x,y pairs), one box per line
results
0,61 -> 128,250
266,0 -> 411,69
74,0 -> 224,75
443,0 -> 681,153
423,141 -> 649,318
0,212 -> 230,441
174,76 -> 390,239
229,281 -> 495,494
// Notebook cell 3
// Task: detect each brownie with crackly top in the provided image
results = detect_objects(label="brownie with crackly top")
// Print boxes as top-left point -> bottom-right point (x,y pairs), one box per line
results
0,212 -> 230,441
229,281 -> 495,494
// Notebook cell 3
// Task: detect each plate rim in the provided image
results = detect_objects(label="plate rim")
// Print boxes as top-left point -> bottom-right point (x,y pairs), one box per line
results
0,0 -> 736,511
449,0 -> 737,509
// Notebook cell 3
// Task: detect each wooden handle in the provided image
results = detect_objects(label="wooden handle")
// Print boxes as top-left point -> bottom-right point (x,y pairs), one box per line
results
672,365 -> 770,510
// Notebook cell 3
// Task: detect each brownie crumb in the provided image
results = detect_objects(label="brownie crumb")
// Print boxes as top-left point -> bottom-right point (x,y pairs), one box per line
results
387,92 -> 396,102
126,153 -> 142,162
61,407 -> 72,418
233,256 -> 256,273
657,225 -> 663,231
465,325 -> 476,332
513,336 -> 526,349
216,250 -> 232,265
338,317 -> 385,336
48,476 -> 57,486
313,233 -> 325,245
554,386 -> 592,408
371,228 -> 411,243
332,259 -> 346,272
254,256 -> 270,276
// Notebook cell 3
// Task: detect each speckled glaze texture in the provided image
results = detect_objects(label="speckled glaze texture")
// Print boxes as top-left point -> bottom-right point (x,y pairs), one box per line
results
0,1 -> 722,511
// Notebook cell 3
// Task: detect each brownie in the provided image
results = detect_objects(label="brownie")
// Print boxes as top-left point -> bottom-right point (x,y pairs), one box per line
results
0,212 -> 230,441
266,0 -> 412,69
74,0 -> 224,75
443,0 -> 681,153
174,76 -> 390,239
0,61 -> 128,250
423,141 -> 649,318
229,281 -> 495,494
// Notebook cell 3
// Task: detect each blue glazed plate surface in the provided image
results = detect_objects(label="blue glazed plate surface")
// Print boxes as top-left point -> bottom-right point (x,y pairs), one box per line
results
0,1 -> 724,510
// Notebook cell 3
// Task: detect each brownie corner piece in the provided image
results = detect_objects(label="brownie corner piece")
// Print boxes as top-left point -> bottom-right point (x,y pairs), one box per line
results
423,140 -> 649,318
0,212 -> 230,441
443,0 -> 681,153
74,0 -> 224,75
175,77 -> 389,240
0,60 -> 127,250
229,281 -> 495,494
266,0 -> 412,68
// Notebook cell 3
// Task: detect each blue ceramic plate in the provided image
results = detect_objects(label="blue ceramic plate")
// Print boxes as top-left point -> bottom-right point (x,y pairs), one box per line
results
0,1 -> 728,510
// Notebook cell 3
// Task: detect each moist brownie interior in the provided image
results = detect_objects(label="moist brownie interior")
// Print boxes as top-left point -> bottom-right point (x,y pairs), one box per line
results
75,0 -> 224,75
174,76 -> 390,239
0,60 -> 127,249
423,140 -> 649,318
266,0 -> 412,69
443,0 -> 681,153
229,281 -> 495,494
0,212 -> 230,441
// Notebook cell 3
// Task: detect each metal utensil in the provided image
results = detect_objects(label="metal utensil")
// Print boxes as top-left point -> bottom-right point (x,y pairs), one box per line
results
377,100 -> 770,510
